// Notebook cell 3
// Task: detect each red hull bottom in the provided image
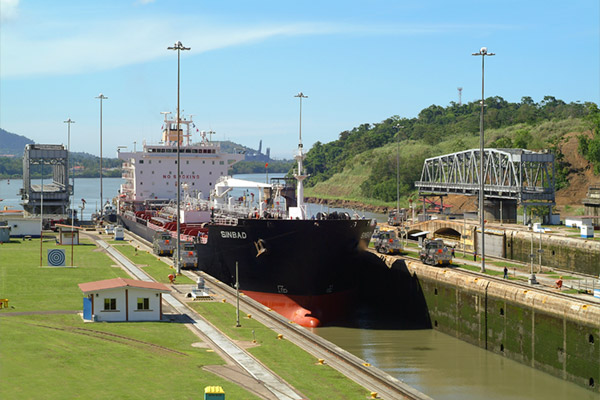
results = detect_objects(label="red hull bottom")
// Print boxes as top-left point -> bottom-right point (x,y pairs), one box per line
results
242,290 -> 355,328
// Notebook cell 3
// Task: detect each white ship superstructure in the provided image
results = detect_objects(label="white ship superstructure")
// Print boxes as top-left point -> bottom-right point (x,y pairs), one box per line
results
118,113 -> 243,203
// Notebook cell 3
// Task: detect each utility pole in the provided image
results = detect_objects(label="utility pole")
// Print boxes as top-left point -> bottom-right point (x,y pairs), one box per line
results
64,118 -> 75,266
167,41 -> 191,275
95,94 -> 108,217
472,47 -> 495,273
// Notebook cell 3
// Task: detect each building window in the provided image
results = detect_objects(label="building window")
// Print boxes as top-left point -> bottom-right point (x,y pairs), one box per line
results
139,160 -> 144,164
219,161 -> 224,165
186,160 -> 189,164
137,297 -> 150,310
149,160 -> 152,164
104,298 -> 117,311
212,161 -> 215,165
152,171 -> 154,174
203,161 -> 205,164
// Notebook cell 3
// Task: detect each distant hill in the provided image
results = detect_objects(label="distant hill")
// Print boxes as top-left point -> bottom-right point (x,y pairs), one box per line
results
302,97 -> 600,213
0,128 -> 34,156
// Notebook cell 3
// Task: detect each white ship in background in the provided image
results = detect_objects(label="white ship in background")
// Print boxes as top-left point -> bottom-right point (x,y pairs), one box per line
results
117,112 -> 244,204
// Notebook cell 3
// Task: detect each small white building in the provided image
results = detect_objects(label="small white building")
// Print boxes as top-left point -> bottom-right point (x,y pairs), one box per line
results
0,215 -> 41,238
581,224 -> 595,238
564,216 -> 593,228
78,277 -> 170,322
55,224 -> 82,245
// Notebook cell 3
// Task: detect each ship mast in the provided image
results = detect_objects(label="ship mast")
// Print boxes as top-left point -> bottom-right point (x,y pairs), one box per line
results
294,92 -> 308,219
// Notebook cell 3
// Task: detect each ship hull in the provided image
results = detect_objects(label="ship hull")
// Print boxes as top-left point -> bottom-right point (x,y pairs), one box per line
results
196,218 -> 376,326
118,214 -> 376,327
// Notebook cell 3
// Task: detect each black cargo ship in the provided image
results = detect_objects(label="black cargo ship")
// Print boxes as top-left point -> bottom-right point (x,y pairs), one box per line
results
117,104 -> 377,327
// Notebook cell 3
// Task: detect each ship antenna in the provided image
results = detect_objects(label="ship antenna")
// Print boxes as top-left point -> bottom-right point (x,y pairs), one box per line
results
293,92 -> 308,219
160,111 -> 171,123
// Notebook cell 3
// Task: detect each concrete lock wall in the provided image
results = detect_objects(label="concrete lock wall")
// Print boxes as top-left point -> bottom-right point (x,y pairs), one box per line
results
483,199 -> 517,223
405,261 -> 600,393
506,231 -> 600,276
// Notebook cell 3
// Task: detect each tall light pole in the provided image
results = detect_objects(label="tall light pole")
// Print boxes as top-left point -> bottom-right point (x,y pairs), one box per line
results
95,94 -> 108,217
294,92 -> 308,219
64,118 -> 75,267
168,40 -> 190,275
472,47 -> 494,273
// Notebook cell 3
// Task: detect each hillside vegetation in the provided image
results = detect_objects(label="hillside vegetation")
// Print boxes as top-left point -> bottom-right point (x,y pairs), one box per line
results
302,96 -> 598,209
0,128 -> 34,156
0,153 -> 122,179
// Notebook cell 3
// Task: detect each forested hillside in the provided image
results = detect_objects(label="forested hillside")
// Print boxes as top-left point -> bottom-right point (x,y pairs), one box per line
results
302,96 -> 599,207
0,129 -> 34,156
0,153 -> 122,179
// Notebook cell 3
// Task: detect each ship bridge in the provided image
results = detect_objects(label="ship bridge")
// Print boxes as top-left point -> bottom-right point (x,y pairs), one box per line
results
415,148 -> 555,223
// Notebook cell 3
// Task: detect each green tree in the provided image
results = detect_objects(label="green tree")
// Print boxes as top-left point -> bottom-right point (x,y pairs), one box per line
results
513,129 -> 532,149
490,136 -> 513,148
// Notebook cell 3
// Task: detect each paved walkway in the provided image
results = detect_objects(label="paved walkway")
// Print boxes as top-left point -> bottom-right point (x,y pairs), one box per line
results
96,239 -> 304,400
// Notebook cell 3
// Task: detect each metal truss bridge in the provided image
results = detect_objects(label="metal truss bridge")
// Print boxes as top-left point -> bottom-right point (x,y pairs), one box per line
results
415,148 -> 555,205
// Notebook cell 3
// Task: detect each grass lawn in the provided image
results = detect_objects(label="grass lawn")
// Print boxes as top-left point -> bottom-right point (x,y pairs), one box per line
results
110,242 -> 194,285
1,234 -> 374,399
0,237 -> 130,312
0,313 -> 258,399
189,301 -> 371,400
0,237 -> 259,398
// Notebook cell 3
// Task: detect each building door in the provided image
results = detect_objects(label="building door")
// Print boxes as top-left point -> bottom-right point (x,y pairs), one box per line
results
83,297 -> 92,320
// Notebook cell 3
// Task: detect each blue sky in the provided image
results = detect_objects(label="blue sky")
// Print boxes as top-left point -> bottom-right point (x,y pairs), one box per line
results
1,0 -> 598,159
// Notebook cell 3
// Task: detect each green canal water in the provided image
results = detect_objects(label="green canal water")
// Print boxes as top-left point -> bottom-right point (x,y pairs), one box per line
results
315,324 -> 596,399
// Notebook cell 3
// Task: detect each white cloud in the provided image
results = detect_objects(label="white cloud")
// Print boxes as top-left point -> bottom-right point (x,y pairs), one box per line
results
0,17 -> 346,78
0,0 -> 19,21
0,14 -> 516,79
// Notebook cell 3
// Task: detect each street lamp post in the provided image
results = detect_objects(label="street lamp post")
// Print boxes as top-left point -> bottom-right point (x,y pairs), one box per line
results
64,118 -> 75,266
472,47 -> 495,273
95,94 -> 108,217
294,92 -> 308,219
168,41 -> 190,275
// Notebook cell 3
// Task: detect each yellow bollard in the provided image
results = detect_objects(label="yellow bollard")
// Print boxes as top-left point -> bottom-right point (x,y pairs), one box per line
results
222,299 -> 227,303
246,314 -> 252,319
277,334 -> 283,340
370,391 -> 378,399
318,359 -> 324,365
363,362 -> 371,367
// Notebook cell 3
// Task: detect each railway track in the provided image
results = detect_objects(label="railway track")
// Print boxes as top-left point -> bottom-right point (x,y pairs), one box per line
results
121,230 -> 431,400
395,252 -> 598,305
